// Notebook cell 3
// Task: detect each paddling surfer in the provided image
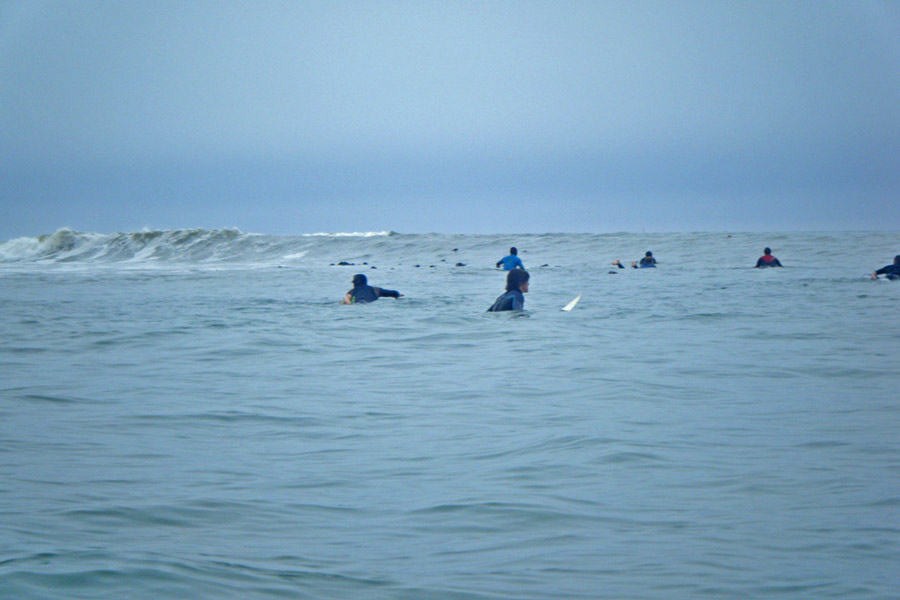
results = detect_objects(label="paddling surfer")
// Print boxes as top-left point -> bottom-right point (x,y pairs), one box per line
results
496,247 -> 525,271
611,251 -> 657,269
871,255 -> 900,280
342,274 -> 403,304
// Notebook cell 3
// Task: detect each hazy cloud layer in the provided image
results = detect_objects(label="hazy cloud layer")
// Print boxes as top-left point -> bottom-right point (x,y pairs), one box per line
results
2,1 -> 899,237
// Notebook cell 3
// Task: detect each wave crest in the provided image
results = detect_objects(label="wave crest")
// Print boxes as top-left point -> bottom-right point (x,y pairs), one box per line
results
1,228 -> 248,263
303,231 -> 396,237
0,228 -> 403,265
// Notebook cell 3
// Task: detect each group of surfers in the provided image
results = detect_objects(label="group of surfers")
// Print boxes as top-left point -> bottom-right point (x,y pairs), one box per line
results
342,246 -> 900,311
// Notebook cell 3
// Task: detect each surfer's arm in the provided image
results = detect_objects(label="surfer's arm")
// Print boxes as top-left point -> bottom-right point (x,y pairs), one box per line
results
375,287 -> 402,299
341,292 -> 353,304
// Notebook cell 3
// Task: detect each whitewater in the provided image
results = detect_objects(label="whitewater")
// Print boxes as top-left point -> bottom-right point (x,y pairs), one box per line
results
2,229 -> 899,599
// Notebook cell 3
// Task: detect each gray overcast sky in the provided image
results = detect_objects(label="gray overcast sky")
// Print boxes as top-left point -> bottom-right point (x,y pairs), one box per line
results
2,0 -> 899,239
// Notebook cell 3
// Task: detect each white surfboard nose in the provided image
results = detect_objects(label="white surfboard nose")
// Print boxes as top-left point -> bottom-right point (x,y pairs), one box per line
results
562,294 -> 582,311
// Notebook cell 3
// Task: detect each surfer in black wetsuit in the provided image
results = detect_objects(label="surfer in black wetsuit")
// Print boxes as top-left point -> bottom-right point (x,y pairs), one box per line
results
342,274 -> 403,304
487,269 -> 530,312
755,247 -> 783,268
636,251 -> 656,268
611,251 -> 657,269
871,255 -> 900,280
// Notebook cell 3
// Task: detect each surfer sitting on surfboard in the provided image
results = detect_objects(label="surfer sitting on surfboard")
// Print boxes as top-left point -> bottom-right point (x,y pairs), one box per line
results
755,248 -> 783,268
342,274 -> 403,304
487,269 -> 529,312
871,255 -> 900,280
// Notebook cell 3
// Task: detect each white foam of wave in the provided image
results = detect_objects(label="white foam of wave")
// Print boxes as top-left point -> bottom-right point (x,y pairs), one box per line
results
303,231 -> 395,237
0,228 -> 249,264
0,229 -> 106,262
1,228 -> 399,265
0,236 -> 45,262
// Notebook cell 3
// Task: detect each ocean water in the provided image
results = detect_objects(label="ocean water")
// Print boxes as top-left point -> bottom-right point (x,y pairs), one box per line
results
1,229 -> 899,600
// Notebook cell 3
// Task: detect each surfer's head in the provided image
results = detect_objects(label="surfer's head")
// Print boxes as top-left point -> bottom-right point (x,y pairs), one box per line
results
645,251 -> 653,257
352,274 -> 367,287
764,247 -> 772,255
894,255 -> 900,265
506,268 -> 530,292
509,247 -> 518,255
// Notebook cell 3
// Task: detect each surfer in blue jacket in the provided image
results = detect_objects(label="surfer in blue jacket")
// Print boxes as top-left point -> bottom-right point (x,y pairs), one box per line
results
755,248 -> 783,268
871,255 -> 900,280
487,269 -> 530,312
342,274 -> 403,304
496,247 -> 524,271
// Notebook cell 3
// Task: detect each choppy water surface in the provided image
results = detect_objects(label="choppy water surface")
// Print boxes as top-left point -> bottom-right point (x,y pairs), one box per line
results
2,230 -> 899,599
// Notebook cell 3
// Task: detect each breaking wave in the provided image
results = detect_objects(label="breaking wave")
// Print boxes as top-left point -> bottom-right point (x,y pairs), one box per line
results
0,228 -> 397,265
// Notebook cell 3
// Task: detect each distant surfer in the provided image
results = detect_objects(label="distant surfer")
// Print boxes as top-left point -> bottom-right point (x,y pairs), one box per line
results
342,274 -> 403,304
871,255 -> 900,280
755,247 -> 783,268
487,269 -> 530,312
636,251 -> 657,268
496,247 -> 524,271
611,251 -> 657,269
